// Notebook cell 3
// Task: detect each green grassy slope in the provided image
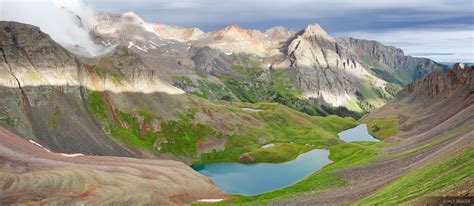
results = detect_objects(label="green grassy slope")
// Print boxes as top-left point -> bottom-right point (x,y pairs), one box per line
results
87,88 -> 359,164
357,142 -> 473,205
172,64 -> 370,118
367,116 -> 399,140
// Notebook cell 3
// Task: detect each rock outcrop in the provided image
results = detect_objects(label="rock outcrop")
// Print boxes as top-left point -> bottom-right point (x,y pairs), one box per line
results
154,24 -> 205,42
280,24 -> 385,106
364,63 -> 473,138
0,21 -> 133,156
89,12 -> 443,112
338,37 -> 447,84
400,63 -> 473,99
0,21 -> 183,156
92,12 -> 161,48
264,26 -> 295,40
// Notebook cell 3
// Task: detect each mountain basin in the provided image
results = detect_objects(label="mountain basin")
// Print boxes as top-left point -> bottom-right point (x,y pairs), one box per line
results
338,124 -> 380,142
192,149 -> 332,196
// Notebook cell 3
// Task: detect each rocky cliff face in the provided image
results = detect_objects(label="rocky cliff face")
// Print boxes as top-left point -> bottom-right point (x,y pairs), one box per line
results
0,21 -> 134,156
92,12 -> 161,47
154,24 -> 205,42
91,12 -> 292,57
279,24 -> 385,106
338,37 -> 447,84
0,21 -> 184,157
1,21 -> 357,164
399,63 -> 473,99
90,13 -> 435,113
46,11 -> 448,115
194,24 -> 292,56
264,26 -> 295,41
364,63 -> 473,137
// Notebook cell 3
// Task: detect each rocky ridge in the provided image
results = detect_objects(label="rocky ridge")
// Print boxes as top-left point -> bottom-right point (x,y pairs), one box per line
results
278,24 -> 385,106
1,21 -> 358,162
90,12 -> 442,113
0,21 -> 184,157
337,36 -> 447,84
399,63 -> 472,98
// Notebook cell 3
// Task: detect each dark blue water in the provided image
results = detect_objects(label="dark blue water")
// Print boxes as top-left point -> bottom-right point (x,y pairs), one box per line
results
193,149 -> 332,196
338,124 -> 380,142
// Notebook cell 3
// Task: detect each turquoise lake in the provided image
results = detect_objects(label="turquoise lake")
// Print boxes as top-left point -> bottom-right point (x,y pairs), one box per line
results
193,124 -> 379,196
337,124 -> 380,142
192,149 -> 332,196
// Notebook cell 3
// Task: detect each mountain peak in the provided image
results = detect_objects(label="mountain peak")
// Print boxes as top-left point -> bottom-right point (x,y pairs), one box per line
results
400,63 -> 473,99
225,24 -> 240,30
264,26 -> 294,40
453,62 -> 465,70
298,24 -> 331,39
211,24 -> 254,41
153,24 -> 205,41
121,11 -> 145,23
123,11 -> 140,17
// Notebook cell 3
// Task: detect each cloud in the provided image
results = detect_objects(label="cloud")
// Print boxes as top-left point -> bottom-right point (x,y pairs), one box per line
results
0,0 -> 105,56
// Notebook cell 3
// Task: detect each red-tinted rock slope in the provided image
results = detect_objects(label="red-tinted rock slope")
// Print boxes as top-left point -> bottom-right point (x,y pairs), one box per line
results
0,127 -> 226,205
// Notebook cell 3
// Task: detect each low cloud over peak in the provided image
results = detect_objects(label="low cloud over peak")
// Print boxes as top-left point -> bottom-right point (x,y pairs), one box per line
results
1,0 -> 106,56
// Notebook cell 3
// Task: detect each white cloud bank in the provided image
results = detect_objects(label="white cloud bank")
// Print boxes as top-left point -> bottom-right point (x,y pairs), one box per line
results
0,0 -> 105,56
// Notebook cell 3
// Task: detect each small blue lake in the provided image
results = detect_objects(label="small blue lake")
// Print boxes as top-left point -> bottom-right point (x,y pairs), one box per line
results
338,124 -> 380,142
192,149 -> 332,196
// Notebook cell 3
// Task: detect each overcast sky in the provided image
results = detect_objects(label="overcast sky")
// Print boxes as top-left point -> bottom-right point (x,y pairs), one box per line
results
2,0 -> 473,62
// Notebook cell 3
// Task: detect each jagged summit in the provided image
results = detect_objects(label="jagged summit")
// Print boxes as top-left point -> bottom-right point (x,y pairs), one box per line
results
226,24 -> 240,29
89,11 -> 444,109
210,23 -> 257,41
338,36 -> 405,56
89,12 -> 446,109
337,36 -> 446,84
297,23 -> 332,39
153,24 -> 205,42
264,26 -> 295,40
454,62 -> 466,70
400,62 -> 473,98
